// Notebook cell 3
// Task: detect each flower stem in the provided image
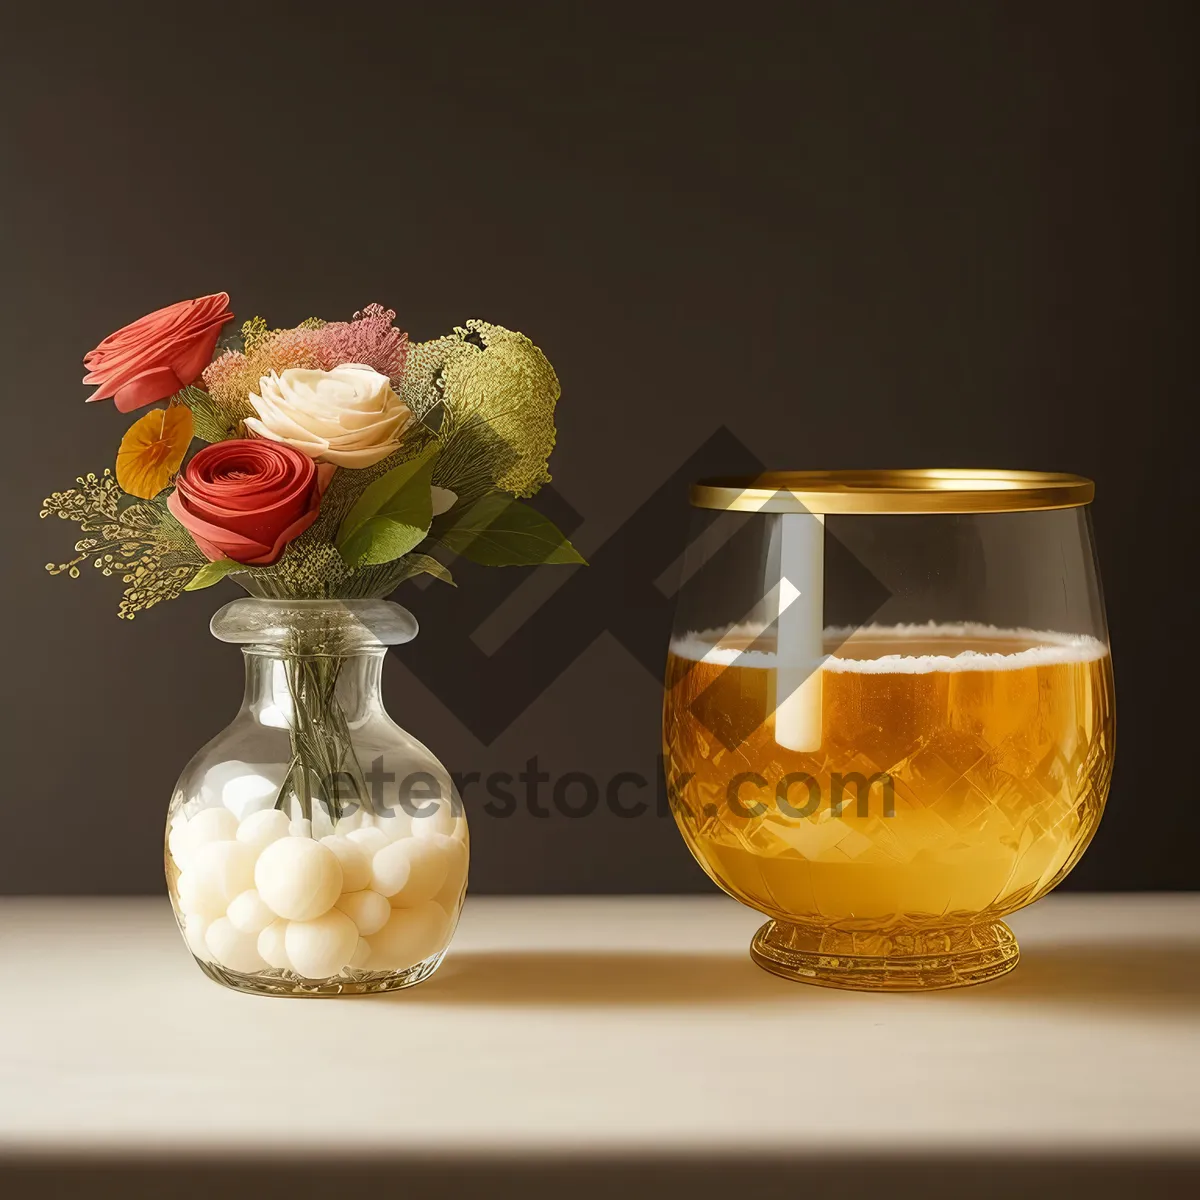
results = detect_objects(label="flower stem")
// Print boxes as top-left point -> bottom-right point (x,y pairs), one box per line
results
276,621 -> 371,825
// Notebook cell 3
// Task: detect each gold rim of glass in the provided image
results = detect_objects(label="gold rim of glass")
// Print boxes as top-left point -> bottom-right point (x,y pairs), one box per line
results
689,469 -> 1095,514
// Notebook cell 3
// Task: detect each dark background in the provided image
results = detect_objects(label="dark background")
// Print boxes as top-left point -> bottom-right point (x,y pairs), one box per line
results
1,1 -> 1194,894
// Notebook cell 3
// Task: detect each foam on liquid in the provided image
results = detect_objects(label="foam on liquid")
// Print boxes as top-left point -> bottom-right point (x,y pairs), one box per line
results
669,621 -> 1109,674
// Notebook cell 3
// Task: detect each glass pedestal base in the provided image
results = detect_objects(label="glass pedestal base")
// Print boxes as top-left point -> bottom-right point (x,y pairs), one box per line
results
195,951 -> 447,998
750,918 -> 1019,991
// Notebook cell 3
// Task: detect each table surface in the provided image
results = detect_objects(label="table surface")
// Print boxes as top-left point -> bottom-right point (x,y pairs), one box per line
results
1,894 -> 1198,1186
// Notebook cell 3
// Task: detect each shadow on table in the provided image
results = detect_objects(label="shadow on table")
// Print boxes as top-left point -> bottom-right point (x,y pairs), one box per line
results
971,939 -> 1200,1015
400,950 -> 795,1007
407,941 -> 1200,1011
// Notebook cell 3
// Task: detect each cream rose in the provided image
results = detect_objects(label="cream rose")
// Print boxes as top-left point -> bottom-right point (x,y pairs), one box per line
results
245,363 -> 415,468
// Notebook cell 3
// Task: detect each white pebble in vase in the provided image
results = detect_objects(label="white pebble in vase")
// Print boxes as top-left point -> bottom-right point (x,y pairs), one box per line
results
226,889 -> 277,935
374,808 -> 414,842
285,909 -> 360,979
369,839 -> 412,897
257,919 -> 291,970
222,771 -> 280,821
184,806 -> 239,853
197,759 -> 252,808
189,840 -> 258,912
236,808 -> 291,852
427,833 -> 468,884
184,913 -> 214,961
176,869 -> 227,921
346,826 -> 390,857
168,822 -> 192,872
334,889 -> 391,936
367,902 -> 449,971
206,916 -> 269,974
409,797 -> 457,839
318,835 -> 372,893
431,838 -> 469,911
379,838 -> 450,906
254,837 -> 343,922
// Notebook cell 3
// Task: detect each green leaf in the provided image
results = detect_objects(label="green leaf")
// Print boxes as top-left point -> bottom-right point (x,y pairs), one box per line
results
436,493 -> 586,567
340,519 -> 429,568
336,444 -> 439,552
394,553 -> 456,586
175,386 -> 246,443
185,559 -> 241,591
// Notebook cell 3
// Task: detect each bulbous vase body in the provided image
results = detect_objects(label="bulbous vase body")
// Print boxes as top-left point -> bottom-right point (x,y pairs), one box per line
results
165,599 -> 467,997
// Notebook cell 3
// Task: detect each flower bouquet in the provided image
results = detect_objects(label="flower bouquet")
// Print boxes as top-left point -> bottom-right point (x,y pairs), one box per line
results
41,294 -> 581,995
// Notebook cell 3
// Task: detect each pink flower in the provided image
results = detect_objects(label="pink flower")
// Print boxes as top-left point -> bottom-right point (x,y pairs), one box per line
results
84,293 -> 234,413
167,440 -> 334,565
202,304 -> 408,418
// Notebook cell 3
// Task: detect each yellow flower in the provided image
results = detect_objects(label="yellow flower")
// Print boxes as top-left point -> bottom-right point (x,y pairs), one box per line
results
116,406 -> 194,499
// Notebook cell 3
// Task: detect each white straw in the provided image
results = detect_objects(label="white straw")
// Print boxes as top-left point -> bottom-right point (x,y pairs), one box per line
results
774,512 -> 824,751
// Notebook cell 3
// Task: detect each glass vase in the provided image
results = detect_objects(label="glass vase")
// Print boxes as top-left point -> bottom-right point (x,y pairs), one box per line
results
165,598 -> 467,997
663,471 -> 1115,991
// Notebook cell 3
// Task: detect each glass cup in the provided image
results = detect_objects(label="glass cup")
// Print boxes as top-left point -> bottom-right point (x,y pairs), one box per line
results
663,471 -> 1115,990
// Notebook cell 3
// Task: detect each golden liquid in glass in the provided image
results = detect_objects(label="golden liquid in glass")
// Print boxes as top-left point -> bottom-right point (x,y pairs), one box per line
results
663,625 -> 1114,929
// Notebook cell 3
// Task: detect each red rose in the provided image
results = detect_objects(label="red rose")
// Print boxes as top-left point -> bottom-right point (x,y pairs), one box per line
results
84,293 -> 234,413
168,440 -> 335,565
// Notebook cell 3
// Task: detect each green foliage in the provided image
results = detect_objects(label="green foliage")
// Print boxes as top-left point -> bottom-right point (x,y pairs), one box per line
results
185,559 -> 241,591
391,553 -> 456,587
336,444 -> 439,568
435,492 -> 585,567
342,520 -> 428,570
174,385 -> 248,443
40,470 -> 208,617
402,321 -> 559,505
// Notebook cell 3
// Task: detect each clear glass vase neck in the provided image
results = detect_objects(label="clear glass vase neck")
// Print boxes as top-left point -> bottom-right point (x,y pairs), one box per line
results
211,597 -> 418,656
240,649 -> 386,727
